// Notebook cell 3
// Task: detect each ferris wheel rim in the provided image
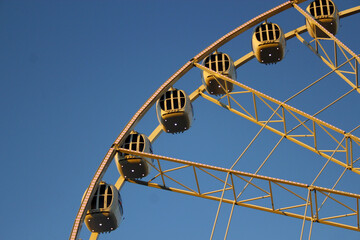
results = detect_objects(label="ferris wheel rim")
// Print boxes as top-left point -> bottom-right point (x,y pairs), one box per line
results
69,2 -> 360,239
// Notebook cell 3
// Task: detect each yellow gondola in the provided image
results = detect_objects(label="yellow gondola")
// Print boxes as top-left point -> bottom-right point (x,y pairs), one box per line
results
84,182 -> 124,233
306,0 -> 339,38
252,22 -> 286,64
156,88 -> 194,134
115,131 -> 153,179
202,52 -> 236,95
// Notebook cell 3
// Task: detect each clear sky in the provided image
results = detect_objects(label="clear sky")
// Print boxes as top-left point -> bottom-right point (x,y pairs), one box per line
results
0,0 -> 359,239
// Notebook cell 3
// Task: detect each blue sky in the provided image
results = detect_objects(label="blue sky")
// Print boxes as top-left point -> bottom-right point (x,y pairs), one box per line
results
0,1 -> 359,239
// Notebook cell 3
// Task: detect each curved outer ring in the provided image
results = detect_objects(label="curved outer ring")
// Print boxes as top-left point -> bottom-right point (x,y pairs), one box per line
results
69,1 -> 360,239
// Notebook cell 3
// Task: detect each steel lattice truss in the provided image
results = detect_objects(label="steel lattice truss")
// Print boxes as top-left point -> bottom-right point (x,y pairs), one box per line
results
120,149 -> 360,232
195,63 -> 360,174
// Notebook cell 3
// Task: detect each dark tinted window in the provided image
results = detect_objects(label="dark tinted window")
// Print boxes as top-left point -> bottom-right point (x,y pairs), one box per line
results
166,91 -> 171,98
91,196 -> 97,209
255,26 -> 261,41
107,195 -> 112,208
310,5 -> 315,16
166,99 -> 172,110
180,98 -> 185,108
100,185 -> 106,194
269,29 -> 274,40
316,6 -> 321,16
224,60 -> 229,71
218,61 -> 223,71
204,57 -> 210,68
174,99 -> 179,109
262,29 -> 267,41
159,99 -> 165,110
99,196 -> 104,209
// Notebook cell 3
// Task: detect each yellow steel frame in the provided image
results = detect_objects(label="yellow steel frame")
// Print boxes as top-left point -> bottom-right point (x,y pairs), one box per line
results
293,4 -> 360,95
118,149 -> 360,232
70,2 -> 360,240
195,63 -> 360,175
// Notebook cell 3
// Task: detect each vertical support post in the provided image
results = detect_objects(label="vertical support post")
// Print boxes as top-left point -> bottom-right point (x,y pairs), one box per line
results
193,166 -> 201,194
334,41 -> 338,68
224,174 -> 237,240
89,232 -> 99,240
350,138 -> 353,169
157,159 -> 166,187
269,181 -> 275,210
357,198 -> 359,229
356,59 -> 358,88
210,173 -> 231,240
253,93 -> 259,122
224,202 -> 236,240
313,121 -> 317,151
307,221 -> 313,240
314,190 -> 319,221
115,175 -> 126,190
300,189 -> 311,240
282,106 -> 287,136
309,189 -> 314,220
346,136 -> 349,166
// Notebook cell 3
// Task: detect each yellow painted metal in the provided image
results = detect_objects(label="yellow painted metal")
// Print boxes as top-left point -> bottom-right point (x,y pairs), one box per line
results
272,181 -> 307,202
114,175 -> 126,190
224,202 -> 236,240
193,166 -> 201,194
356,60 -> 359,87
237,195 -> 270,204
210,172 -> 230,240
317,190 -> 356,212
89,232 -> 98,240
308,221 -> 314,240
195,62 -> 360,175
162,165 -> 190,174
309,189 -> 315,221
148,125 -> 163,143
202,187 -> 234,197
293,3 -> 360,94
115,148 -> 360,232
276,203 -> 308,212
357,199 -> 359,228
269,181 -> 275,210
196,62 -> 344,133
235,175 -> 270,197
317,168 -> 348,212
314,190 -> 319,221
201,87 -> 354,171
126,170 -> 360,232
197,168 -> 233,188
295,33 -> 360,94
320,213 -> 357,222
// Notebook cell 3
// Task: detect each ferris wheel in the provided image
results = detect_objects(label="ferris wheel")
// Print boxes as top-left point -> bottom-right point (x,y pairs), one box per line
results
70,1 -> 360,239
